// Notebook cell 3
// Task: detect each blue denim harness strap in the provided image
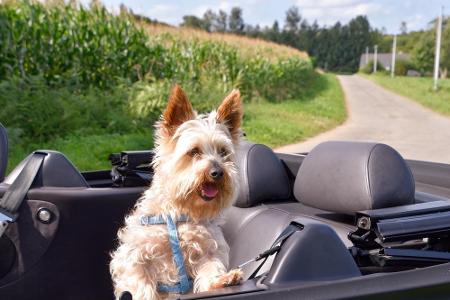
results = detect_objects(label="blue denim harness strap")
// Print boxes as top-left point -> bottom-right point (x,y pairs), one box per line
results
140,214 -> 193,294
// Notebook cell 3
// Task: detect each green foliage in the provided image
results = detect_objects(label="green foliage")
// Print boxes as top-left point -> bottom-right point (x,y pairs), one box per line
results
228,7 -> 244,34
373,31 -> 427,54
8,132 -> 153,172
180,15 -> 206,30
0,2 -> 312,99
0,76 -> 138,144
7,73 -> 346,171
0,1 -> 319,171
177,5 -> 374,73
360,60 -> 384,74
394,59 -> 413,76
442,22 -> 450,74
412,32 -> 435,74
0,2 -> 166,88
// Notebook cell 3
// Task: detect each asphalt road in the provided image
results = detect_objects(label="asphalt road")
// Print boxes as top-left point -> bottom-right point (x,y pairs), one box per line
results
276,75 -> 450,164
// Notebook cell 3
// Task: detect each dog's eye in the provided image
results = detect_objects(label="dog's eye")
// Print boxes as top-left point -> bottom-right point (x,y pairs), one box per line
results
188,147 -> 201,157
219,147 -> 228,157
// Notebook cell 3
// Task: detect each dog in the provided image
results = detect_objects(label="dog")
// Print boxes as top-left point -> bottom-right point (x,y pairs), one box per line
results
110,85 -> 243,300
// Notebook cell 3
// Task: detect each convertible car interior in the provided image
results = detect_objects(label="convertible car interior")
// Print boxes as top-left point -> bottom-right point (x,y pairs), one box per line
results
1,121 -> 450,299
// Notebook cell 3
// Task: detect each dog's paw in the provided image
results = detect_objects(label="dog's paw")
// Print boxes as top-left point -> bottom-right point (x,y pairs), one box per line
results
210,269 -> 243,289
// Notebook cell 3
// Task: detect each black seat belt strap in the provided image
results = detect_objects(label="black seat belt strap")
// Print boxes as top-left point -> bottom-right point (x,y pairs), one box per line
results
237,223 -> 303,280
0,152 -> 46,237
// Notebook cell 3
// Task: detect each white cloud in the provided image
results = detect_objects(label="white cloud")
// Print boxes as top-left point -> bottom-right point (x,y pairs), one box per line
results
298,1 -> 383,26
190,1 -> 235,18
296,0 -> 367,9
404,14 -> 426,32
147,4 -> 180,25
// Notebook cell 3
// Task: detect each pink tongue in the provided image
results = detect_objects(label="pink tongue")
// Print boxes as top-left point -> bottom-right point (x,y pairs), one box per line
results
202,183 -> 219,198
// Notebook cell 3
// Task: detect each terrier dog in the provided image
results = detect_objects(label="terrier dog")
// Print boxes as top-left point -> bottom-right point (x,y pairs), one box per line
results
110,85 -> 243,300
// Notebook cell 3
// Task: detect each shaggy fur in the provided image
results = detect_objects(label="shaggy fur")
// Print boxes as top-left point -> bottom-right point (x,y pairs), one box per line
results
110,85 -> 243,300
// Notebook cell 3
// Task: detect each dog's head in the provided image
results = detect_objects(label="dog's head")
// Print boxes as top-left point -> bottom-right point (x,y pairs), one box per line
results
152,85 -> 242,222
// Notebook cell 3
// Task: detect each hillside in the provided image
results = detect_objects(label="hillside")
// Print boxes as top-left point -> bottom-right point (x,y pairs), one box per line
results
140,23 -> 308,61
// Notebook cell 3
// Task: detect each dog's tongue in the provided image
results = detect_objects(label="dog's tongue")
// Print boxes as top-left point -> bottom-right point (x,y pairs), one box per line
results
202,183 -> 219,198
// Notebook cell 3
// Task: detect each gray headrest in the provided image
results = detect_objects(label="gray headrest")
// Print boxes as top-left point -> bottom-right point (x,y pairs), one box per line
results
235,142 -> 291,208
294,141 -> 415,213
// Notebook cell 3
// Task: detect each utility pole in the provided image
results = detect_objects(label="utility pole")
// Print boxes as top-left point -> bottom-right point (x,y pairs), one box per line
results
433,6 -> 443,91
391,35 -> 397,78
373,45 -> 378,73
366,47 -> 369,65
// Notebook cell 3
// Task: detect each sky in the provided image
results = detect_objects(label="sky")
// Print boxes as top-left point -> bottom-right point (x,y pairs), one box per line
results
99,0 -> 446,34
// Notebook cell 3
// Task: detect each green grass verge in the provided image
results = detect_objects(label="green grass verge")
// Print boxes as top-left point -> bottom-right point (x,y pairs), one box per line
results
243,73 -> 346,147
7,73 -> 345,172
8,131 -> 153,173
362,74 -> 450,116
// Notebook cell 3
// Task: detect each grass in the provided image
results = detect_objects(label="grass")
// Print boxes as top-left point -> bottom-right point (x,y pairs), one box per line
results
363,73 -> 450,116
6,73 -> 346,172
243,73 -> 346,147
8,131 -> 153,173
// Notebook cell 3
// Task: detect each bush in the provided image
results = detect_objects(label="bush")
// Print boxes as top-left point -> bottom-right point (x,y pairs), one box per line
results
0,76 -> 138,143
394,59 -> 414,76
360,59 -> 385,74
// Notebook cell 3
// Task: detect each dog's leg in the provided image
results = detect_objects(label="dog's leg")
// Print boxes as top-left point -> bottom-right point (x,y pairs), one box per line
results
193,258 -> 227,292
110,244 -> 160,300
209,268 -> 243,289
193,258 -> 243,292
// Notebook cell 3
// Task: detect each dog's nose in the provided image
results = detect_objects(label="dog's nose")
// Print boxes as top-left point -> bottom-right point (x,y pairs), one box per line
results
210,167 -> 224,180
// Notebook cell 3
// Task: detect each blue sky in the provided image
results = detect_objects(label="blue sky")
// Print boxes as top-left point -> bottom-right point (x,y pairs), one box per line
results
99,0 -> 445,34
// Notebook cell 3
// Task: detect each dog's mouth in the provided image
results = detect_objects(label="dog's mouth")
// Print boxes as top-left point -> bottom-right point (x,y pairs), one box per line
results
200,182 -> 219,201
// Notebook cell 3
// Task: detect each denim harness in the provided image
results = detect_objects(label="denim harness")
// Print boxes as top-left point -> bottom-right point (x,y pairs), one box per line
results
140,214 -> 193,294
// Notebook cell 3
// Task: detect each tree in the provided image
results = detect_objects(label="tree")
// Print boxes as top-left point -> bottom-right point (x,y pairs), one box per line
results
216,10 -> 227,32
202,9 -> 216,32
244,24 -> 262,37
346,16 -> 372,72
412,31 -> 435,74
400,21 -> 408,34
272,21 -> 280,34
180,15 -> 205,29
307,15 -> 372,73
228,7 -> 244,34
284,6 -> 301,32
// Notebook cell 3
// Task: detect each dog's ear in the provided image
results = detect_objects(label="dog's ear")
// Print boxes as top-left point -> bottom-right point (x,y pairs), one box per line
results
217,89 -> 242,141
161,85 -> 195,137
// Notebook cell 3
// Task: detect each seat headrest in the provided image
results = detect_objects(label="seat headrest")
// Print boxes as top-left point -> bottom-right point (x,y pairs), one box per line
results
235,142 -> 291,208
294,141 -> 415,213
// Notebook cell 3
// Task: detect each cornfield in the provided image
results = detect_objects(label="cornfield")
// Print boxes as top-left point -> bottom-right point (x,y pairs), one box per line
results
0,1 -> 313,144
0,2 -> 166,88
0,1 -> 312,96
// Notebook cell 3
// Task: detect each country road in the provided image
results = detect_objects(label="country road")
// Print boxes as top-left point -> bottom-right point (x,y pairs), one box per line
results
276,75 -> 450,164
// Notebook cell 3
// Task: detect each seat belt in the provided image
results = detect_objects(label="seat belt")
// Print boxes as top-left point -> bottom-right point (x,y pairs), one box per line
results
237,222 -> 303,280
0,152 -> 46,238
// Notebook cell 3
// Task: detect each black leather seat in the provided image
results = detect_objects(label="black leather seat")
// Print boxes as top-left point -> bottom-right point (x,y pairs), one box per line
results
223,140 -> 416,279
0,123 -> 7,182
222,142 -> 293,278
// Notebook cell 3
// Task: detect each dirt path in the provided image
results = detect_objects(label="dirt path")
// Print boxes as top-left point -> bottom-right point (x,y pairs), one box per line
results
276,75 -> 450,164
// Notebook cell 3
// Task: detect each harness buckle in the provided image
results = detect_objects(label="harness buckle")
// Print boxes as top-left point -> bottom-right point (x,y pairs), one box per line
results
0,208 -> 16,238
